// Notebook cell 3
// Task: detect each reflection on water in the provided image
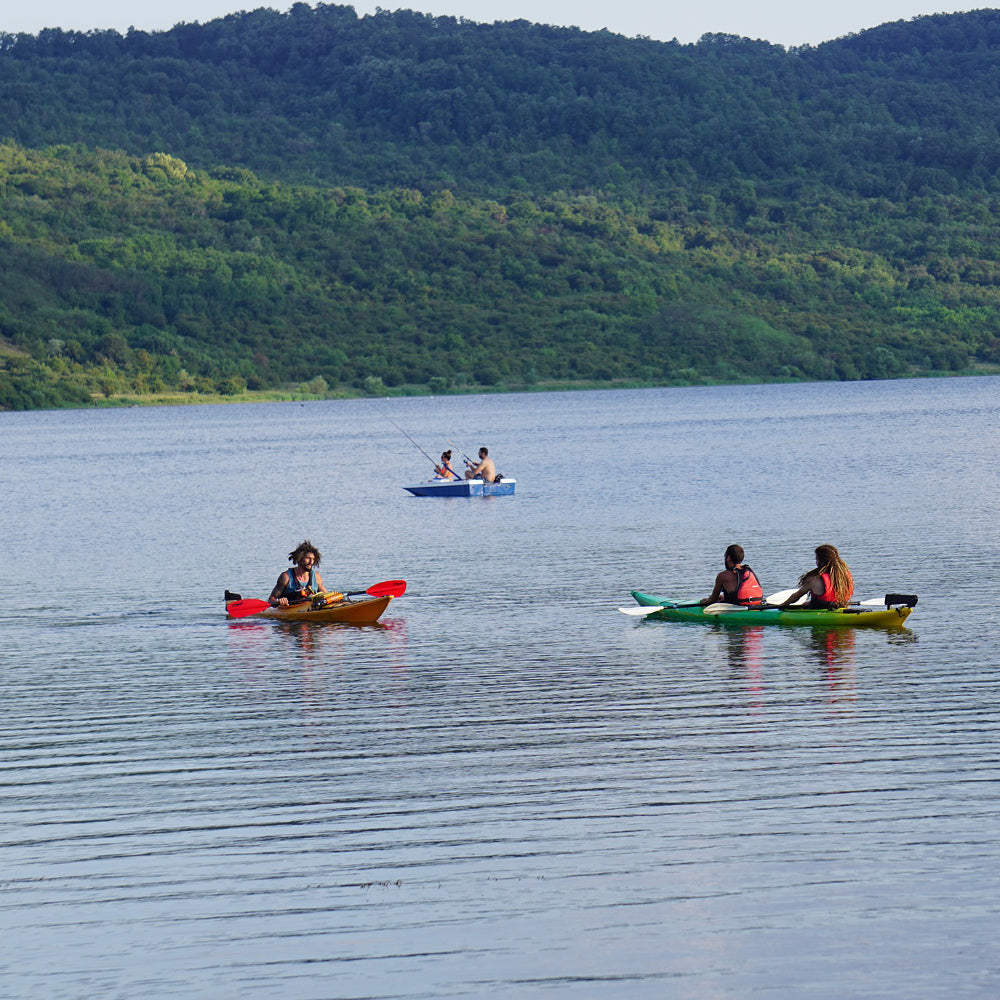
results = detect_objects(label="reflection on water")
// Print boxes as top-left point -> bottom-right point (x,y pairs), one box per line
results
807,627 -> 858,704
721,624 -> 766,708
708,621 -> 927,714
224,616 -> 413,724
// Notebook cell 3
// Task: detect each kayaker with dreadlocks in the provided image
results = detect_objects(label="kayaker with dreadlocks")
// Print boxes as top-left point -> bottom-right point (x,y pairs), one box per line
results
269,541 -> 326,607
700,544 -> 764,607
778,544 -> 854,609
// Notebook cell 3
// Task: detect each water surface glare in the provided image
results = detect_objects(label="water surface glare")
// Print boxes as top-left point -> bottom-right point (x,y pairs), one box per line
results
2,378 -> 999,998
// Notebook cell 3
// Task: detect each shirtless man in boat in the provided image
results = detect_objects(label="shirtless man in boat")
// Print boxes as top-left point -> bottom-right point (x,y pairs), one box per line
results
464,446 -> 497,482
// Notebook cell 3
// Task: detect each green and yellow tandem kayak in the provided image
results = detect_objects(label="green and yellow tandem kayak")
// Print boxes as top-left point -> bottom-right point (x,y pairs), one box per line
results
628,590 -> 916,628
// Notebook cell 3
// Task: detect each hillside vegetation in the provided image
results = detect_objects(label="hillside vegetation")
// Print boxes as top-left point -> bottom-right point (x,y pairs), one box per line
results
2,5 -> 1000,408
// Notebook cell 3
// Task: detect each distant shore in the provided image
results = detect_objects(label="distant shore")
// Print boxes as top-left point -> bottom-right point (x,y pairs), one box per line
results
80,366 -> 1000,410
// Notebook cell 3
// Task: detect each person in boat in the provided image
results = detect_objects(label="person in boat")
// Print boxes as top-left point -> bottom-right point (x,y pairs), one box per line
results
269,540 -> 325,607
700,544 -> 764,606
777,544 -> 854,609
434,450 -> 458,480
464,446 -> 498,482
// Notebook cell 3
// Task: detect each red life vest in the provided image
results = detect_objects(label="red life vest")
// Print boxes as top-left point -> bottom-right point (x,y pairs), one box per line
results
817,570 -> 853,607
729,566 -> 763,605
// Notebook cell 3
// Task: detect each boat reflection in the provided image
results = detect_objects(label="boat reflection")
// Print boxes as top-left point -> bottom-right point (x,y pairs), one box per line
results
225,615 -> 411,708
721,625 -> 766,709
885,626 -> 918,646
806,627 -> 857,704
713,621 -> 917,712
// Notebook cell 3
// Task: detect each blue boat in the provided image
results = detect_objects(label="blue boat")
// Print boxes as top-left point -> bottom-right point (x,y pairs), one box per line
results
404,477 -> 516,497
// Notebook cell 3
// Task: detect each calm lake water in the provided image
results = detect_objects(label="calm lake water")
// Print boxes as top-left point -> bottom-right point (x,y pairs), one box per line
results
2,377 -> 999,999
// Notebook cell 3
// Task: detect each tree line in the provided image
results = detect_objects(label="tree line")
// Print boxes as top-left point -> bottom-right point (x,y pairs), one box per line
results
5,6 -> 1000,197
1,7 -> 1000,408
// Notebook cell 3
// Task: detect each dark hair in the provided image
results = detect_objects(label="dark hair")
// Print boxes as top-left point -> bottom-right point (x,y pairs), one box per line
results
479,446 -> 488,456
441,450 -> 452,461
288,540 -> 321,566
724,544 -> 745,564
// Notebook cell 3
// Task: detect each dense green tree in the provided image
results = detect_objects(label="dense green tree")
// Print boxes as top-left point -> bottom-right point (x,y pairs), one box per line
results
3,10 -> 1000,407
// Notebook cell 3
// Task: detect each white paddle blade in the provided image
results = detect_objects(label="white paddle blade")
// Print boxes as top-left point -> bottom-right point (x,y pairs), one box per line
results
766,589 -> 795,603
766,589 -> 808,606
858,597 -> 888,606
702,603 -> 749,614
618,605 -> 664,617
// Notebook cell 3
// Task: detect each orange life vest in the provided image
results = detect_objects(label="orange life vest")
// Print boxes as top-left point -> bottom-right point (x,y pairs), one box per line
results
728,566 -> 763,605
816,570 -> 853,607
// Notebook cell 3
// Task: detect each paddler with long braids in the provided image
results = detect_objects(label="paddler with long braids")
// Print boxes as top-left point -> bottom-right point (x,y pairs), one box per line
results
777,544 -> 854,609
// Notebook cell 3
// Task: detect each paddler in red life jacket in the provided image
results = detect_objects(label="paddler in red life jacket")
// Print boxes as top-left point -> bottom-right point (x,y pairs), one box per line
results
778,544 -> 854,609
700,544 -> 764,606
269,540 -> 326,607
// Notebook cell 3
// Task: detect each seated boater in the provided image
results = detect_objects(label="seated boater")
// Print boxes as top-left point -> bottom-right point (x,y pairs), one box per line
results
700,544 -> 764,606
464,446 -> 497,482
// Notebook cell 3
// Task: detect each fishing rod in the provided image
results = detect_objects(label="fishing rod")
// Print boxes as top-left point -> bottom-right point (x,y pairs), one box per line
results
375,404 -> 439,469
447,439 -> 476,469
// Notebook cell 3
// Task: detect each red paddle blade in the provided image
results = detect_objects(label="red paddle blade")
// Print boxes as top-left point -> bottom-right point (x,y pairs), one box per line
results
226,598 -> 270,618
366,579 -> 406,598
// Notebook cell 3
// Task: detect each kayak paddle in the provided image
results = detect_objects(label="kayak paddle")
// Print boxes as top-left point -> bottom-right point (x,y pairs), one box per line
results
225,579 -> 406,618
858,593 -> 918,607
363,579 -> 407,598
619,598 -> 703,617
769,589 -> 915,608
618,600 -> 744,617
226,597 -> 272,618
765,589 -> 808,606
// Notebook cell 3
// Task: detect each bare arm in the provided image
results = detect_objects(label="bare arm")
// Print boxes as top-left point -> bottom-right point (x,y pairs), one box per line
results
778,576 -> 823,608
777,584 -> 810,608
269,571 -> 290,607
701,571 -> 729,605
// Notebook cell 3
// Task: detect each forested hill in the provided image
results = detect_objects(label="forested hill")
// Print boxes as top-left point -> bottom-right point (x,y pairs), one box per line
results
5,5 -> 1000,196
2,6 -> 1000,409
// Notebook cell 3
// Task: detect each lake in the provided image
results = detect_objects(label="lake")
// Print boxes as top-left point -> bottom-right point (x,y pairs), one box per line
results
2,377 -> 999,998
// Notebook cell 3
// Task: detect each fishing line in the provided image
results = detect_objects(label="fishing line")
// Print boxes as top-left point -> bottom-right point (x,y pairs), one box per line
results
373,402 -> 439,468
447,438 -> 476,469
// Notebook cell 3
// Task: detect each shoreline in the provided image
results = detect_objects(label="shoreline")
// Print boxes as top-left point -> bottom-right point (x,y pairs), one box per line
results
94,366 -> 1000,409
3,366 -> 999,413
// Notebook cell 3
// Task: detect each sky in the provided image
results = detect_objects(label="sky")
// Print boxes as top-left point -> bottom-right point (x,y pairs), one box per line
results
0,1 -> 982,48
